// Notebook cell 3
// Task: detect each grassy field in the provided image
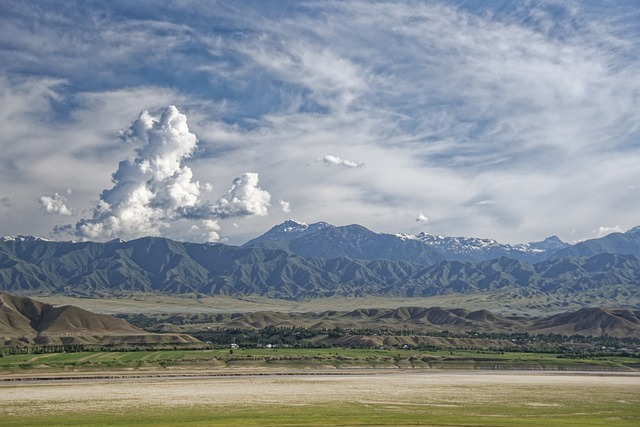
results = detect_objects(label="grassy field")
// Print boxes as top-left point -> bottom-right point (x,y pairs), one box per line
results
1,372 -> 638,426
1,347 -> 638,374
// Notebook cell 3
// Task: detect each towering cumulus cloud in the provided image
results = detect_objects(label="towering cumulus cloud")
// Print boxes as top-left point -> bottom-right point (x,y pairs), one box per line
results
75,106 -> 270,241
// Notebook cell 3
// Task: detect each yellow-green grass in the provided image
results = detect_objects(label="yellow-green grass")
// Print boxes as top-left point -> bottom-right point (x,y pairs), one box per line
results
3,403 -> 639,427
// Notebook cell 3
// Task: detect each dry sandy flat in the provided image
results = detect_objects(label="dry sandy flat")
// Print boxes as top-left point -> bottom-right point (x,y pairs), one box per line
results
1,372 -> 638,416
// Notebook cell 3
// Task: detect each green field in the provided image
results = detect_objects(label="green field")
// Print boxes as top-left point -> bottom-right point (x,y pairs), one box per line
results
3,401 -> 639,427
1,347 -> 638,373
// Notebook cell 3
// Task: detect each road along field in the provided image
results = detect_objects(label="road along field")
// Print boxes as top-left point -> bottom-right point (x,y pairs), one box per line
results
1,371 -> 638,426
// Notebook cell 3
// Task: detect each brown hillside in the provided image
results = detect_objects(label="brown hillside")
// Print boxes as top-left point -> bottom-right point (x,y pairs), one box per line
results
530,308 -> 640,338
155,305 -> 640,338
0,292 -> 201,347
36,304 -> 143,334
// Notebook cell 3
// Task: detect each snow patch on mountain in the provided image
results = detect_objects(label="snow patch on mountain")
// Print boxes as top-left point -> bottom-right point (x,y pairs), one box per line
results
245,219 -> 334,244
396,232 -> 569,261
1,235 -> 52,242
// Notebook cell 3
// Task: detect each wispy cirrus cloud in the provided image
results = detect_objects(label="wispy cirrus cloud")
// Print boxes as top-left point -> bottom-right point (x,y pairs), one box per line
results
320,155 -> 364,168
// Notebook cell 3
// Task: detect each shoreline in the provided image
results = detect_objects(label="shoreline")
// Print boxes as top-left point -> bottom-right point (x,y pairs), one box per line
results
2,367 -> 639,384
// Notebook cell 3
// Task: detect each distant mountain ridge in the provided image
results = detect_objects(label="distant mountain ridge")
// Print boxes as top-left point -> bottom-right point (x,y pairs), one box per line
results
1,232 -> 639,308
246,220 -> 640,263
552,226 -> 640,258
244,219 -> 334,243
247,220 -> 573,263
398,233 -> 568,263
245,220 -> 445,265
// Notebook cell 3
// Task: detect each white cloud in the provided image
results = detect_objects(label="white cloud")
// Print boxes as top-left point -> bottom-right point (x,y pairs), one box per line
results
200,219 -> 221,242
279,199 -> 291,213
213,172 -> 271,219
475,200 -> 497,206
71,106 -> 272,241
416,213 -> 428,222
1,1 -> 640,244
75,106 -> 200,239
39,193 -> 72,216
320,155 -> 364,168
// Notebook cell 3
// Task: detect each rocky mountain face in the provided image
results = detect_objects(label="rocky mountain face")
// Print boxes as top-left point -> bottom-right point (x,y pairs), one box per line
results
245,222 -> 445,265
245,220 -> 571,263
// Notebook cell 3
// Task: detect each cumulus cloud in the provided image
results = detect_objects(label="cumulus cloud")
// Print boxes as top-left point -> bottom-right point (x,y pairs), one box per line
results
72,106 -> 271,241
320,155 -> 364,168
416,213 -> 429,222
195,219 -> 222,242
212,172 -> 271,219
279,199 -> 291,213
39,193 -> 72,216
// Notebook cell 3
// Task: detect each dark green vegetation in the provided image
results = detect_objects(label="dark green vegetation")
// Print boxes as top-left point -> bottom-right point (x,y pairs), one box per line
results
1,232 -> 640,306
188,325 -> 640,356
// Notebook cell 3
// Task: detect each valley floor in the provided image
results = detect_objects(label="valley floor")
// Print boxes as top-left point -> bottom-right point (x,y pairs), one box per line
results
1,371 -> 638,426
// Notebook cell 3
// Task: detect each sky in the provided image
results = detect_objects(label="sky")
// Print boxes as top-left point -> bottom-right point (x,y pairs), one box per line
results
0,0 -> 639,245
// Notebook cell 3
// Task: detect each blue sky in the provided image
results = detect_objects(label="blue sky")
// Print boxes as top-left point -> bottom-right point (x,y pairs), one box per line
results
0,0 -> 639,244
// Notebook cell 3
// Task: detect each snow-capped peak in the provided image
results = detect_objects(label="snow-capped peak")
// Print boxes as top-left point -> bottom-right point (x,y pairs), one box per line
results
1,235 -> 51,242
281,219 -> 309,232
395,233 -> 418,241
394,231 -> 569,262
244,220 -> 334,245
107,237 -> 127,244
527,235 -> 567,251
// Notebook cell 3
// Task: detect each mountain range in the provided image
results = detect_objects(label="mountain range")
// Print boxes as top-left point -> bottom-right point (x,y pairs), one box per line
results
1,221 -> 639,308
244,220 -> 574,263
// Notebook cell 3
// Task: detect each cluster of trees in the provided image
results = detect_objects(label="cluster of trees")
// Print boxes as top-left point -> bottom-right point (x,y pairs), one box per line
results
0,343 -> 203,356
190,325 -> 640,356
193,326 -> 325,349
